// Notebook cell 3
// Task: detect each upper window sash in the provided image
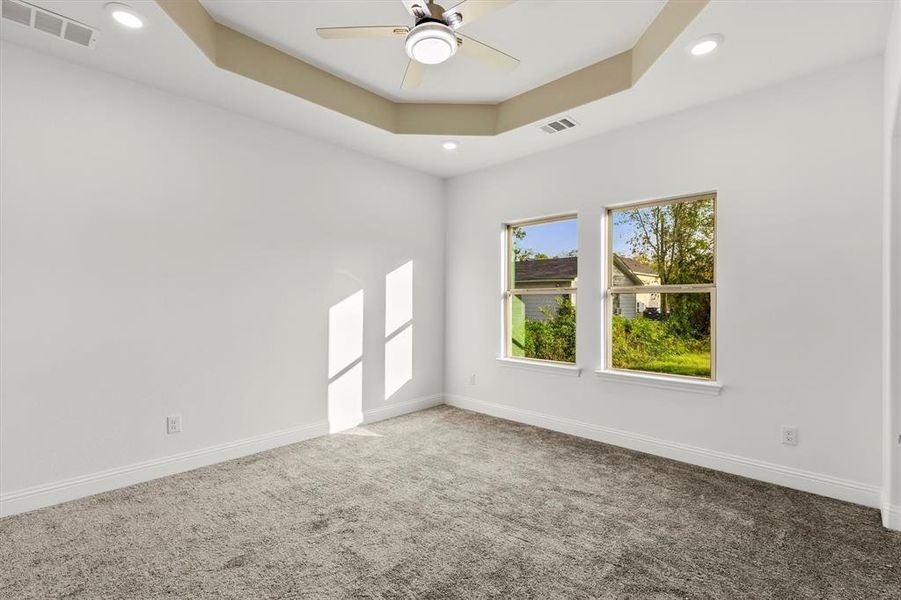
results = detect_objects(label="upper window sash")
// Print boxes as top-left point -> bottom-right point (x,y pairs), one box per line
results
607,193 -> 716,290
505,213 -> 579,291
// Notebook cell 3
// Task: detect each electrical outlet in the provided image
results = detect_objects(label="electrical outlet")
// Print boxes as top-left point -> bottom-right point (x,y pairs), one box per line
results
469,374 -> 476,385
781,426 -> 798,446
166,414 -> 182,435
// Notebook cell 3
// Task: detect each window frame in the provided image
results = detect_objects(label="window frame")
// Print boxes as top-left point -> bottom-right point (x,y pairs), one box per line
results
604,192 -> 717,381
502,213 -> 579,365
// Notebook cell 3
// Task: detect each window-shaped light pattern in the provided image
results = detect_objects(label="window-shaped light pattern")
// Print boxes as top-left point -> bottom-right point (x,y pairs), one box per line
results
327,290 -> 364,432
385,261 -> 413,399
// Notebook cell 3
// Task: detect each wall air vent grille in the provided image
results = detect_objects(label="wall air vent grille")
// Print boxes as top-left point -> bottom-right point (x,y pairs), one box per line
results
539,117 -> 578,134
64,21 -> 93,46
33,9 -> 62,35
1,0 -> 97,48
1,0 -> 30,25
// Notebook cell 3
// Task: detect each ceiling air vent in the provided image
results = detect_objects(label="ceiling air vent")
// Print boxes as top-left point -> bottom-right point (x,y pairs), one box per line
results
2,0 -> 97,48
539,117 -> 578,134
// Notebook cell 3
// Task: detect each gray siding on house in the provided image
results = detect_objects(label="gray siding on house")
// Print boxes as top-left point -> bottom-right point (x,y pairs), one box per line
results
612,270 -> 634,287
614,293 -> 638,319
611,260 -> 657,319
523,294 -> 561,321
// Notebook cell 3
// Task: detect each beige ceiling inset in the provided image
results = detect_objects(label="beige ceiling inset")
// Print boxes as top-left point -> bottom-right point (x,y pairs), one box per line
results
156,0 -> 708,136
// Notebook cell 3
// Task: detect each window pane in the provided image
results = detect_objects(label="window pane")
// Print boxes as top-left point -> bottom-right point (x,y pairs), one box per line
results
610,196 -> 714,286
511,219 -> 578,289
511,293 -> 576,363
611,292 -> 711,378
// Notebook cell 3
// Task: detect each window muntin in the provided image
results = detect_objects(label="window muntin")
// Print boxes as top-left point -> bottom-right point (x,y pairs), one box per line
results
505,216 -> 578,364
607,194 -> 716,379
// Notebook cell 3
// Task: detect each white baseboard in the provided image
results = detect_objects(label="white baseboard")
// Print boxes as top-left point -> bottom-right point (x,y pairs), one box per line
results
883,504 -> 901,530
445,394 -> 882,509
0,420 -> 329,518
363,394 -> 444,424
3,393 -> 887,522
0,393 -> 446,519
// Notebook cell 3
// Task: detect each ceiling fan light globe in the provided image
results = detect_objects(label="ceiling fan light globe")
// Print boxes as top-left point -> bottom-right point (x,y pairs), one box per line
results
405,23 -> 457,65
411,38 -> 453,64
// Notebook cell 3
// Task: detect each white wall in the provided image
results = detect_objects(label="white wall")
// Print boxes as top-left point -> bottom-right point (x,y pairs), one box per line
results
445,57 -> 885,506
883,0 -> 901,529
0,41 -> 891,520
0,43 -> 445,512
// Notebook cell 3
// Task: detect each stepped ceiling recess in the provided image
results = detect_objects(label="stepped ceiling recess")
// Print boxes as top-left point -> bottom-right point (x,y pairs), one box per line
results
159,0 -> 707,136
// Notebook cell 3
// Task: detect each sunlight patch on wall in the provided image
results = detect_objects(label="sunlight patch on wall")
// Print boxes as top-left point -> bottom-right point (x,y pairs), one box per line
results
385,325 -> 413,400
328,289 -> 364,433
385,261 -> 413,400
328,362 -> 363,434
328,290 -> 364,379
385,261 -> 413,336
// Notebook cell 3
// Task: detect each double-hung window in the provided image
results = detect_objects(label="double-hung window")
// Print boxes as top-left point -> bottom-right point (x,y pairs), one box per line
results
606,193 -> 716,379
503,215 -> 578,364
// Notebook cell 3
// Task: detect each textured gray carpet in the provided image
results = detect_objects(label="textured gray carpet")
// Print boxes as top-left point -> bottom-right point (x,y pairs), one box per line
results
1,406 -> 898,599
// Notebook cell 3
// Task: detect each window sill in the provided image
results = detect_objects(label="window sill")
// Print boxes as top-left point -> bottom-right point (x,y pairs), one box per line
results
594,369 -> 722,396
496,357 -> 582,377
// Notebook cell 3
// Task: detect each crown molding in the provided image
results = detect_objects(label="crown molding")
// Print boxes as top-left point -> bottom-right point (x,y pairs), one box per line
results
156,0 -> 708,136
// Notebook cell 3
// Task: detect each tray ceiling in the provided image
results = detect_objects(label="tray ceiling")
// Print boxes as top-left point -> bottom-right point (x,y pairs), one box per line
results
199,0 -> 667,104
158,0 -> 707,136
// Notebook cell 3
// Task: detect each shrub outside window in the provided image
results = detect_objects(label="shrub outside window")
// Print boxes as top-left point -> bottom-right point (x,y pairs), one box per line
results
606,193 -> 716,379
504,215 -> 578,364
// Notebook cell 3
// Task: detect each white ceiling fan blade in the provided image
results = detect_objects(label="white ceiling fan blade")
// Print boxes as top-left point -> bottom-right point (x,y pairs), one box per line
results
401,59 -> 425,90
317,26 -> 409,39
457,34 -> 519,71
443,0 -> 515,29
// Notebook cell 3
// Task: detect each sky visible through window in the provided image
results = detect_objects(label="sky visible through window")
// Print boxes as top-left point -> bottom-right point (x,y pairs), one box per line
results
612,220 -> 636,256
515,218 -> 639,257
517,219 -> 578,257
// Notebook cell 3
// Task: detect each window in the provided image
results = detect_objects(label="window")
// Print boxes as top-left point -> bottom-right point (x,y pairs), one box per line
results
504,215 -> 578,364
606,193 -> 716,379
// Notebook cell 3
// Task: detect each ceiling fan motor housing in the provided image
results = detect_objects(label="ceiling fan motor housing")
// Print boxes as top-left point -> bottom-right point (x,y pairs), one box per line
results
410,1 -> 447,21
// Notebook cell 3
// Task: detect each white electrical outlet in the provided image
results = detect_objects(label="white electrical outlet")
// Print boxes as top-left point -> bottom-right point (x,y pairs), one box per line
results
166,414 -> 182,435
781,426 -> 798,446
469,374 -> 476,385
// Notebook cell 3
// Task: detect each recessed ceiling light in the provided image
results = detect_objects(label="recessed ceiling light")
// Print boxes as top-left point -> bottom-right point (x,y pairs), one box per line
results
405,23 -> 458,65
442,141 -> 458,151
688,34 -> 723,57
106,3 -> 144,29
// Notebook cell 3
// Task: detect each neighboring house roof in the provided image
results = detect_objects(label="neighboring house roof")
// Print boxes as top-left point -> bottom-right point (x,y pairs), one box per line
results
615,255 -> 657,276
514,255 -> 656,284
515,256 -> 576,282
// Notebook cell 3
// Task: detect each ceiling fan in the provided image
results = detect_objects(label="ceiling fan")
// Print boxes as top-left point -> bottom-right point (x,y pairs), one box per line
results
316,0 -> 519,90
